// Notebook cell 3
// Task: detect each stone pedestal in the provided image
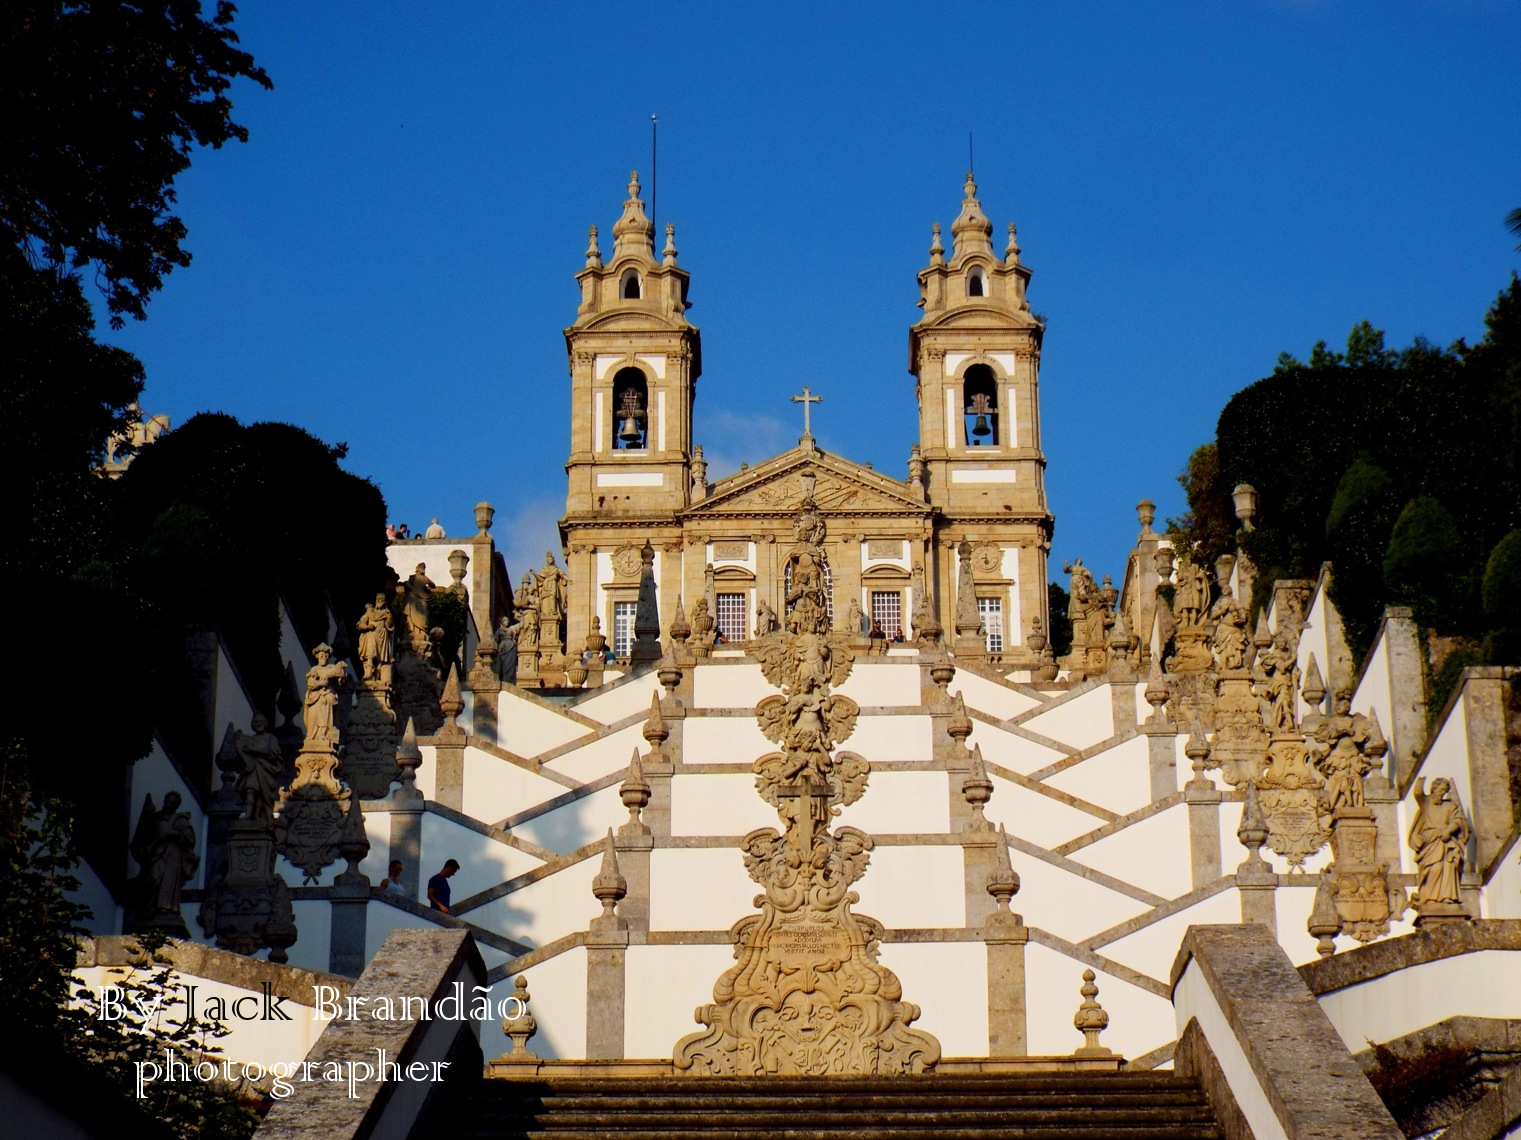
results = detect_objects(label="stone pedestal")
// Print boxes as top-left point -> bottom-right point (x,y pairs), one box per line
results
1327,807 -> 1395,943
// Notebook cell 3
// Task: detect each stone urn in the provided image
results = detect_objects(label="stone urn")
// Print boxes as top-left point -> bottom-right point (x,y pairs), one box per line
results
566,661 -> 589,688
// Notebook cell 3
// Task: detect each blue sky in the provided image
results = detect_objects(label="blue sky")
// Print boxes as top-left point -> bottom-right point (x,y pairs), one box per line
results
101,2 -> 1521,584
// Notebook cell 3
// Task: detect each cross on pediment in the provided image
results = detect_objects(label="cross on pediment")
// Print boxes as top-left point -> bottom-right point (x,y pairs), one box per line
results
791,386 -> 823,438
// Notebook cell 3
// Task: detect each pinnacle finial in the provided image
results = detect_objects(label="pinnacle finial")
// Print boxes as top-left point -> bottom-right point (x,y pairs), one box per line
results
964,170 -> 977,199
930,222 -> 945,265
628,170 -> 642,199
585,225 -> 602,268
663,222 -> 678,265
1005,222 -> 1020,263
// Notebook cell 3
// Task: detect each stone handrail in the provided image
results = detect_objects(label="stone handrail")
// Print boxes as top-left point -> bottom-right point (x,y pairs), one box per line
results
256,929 -> 485,1140
1170,924 -> 1402,1140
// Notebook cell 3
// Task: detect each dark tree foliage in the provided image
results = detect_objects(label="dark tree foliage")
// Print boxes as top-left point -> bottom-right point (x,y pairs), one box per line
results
1047,582 -> 1073,657
1482,530 -> 1521,664
1,0 -> 271,326
1176,277 -> 1521,664
1383,496 -> 1469,632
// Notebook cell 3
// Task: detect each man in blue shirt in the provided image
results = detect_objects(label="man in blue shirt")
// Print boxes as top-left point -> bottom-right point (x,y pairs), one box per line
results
427,859 -> 460,914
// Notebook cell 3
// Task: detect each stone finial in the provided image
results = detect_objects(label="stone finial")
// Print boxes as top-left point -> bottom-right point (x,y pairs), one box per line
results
951,171 -> 993,259
929,222 -> 945,266
630,540 -> 662,665
1237,780 -> 1270,873
947,691 -> 973,747
961,744 -> 994,830
395,717 -> 422,798
336,793 -> 370,885
662,222 -> 678,266
585,224 -> 602,268
619,749 -> 651,833
1137,499 -> 1156,535
1364,707 -> 1388,763
1072,970 -> 1113,1057
1184,718 -> 1212,783
929,652 -> 956,691
592,830 -> 628,925
502,975 -> 539,1058
447,549 -> 469,595
1308,874 -> 1342,957
1005,222 -> 1020,264
1253,611 -> 1272,652
1143,662 -> 1170,725
474,501 -> 494,536
643,691 -> 669,749
440,664 -> 464,727
1301,652 -> 1327,712
612,170 -> 655,259
985,823 -> 1021,914
656,646 -> 683,695
669,593 -> 691,645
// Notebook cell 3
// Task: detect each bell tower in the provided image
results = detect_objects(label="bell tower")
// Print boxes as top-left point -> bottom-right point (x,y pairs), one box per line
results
911,175 -> 1052,662
560,172 -> 701,659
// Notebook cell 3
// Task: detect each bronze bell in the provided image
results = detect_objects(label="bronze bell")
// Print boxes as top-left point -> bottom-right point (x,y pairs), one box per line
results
971,412 -> 991,438
618,415 -> 642,443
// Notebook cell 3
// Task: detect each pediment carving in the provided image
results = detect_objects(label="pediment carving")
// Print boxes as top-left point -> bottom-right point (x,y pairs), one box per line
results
690,457 -> 927,518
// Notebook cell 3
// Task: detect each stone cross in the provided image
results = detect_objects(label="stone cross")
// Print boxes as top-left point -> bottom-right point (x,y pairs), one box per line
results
791,385 -> 823,437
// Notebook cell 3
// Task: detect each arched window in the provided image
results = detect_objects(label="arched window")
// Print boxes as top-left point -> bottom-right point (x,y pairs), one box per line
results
962,363 -> 999,446
612,367 -> 648,450
620,269 -> 641,299
967,267 -> 986,297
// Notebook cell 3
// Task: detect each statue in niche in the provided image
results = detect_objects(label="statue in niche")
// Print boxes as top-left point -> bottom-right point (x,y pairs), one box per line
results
1210,590 -> 1251,671
129,792 -> 200,932
302,643 -> 349,751
399,563 -> 436,650
1309,690 -> 1380,811
754,598 -> 780,638
536,552 -> 567,626
356,592 -> 395,683
1255,626 -> 1301,733
1409,777 -> 1470,907
787,552 -> 829,636
1173,553 -> 1212,629
495,617 -> 519,682
233,713 -> 284,824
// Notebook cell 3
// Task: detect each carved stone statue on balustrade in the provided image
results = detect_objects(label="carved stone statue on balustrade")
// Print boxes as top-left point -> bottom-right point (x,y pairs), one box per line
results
754,598 -> 780,639
495,616 -> 519,683
1408,777 -> 1471,923
398,564 -> 436,654
1061,558 -> 1113,678
356,593 -> 395,685
1209,590 -> 1251,673
536,552 -> 568,652
127,792 -> 200,936
233,713 -> 285,825
302,643 -> 348,753
1254,626 -> 1301,734
1308,690 -> 1384,813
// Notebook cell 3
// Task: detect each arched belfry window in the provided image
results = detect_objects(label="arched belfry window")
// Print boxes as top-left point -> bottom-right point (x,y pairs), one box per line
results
967,267 -> 986,297
962,363 -> 999,446
620,269 -> 641,300
612,367 -> 649,450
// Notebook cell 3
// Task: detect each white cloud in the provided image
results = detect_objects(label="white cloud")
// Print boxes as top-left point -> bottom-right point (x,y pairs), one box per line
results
491,495 -> 565,585
696,407 -> 796,482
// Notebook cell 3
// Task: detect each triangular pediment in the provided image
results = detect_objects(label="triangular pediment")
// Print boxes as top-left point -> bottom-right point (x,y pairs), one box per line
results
685,447 -> 931,518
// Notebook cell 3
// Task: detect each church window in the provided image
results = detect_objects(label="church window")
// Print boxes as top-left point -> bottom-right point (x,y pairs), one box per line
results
716,593 -> 747,643
870,590 -> 902,639
620,269 -> 642,299
612,368 -> 649,450
978,596 -> 1004,654
612,601 -> 637,658
967,267 -> 986,297
962,364 -> 999,446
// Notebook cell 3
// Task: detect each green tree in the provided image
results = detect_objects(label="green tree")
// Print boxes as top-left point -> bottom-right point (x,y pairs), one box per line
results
1383,496 -> 1468,630
1,0 -> 271,326
1481,530 -> 1521,663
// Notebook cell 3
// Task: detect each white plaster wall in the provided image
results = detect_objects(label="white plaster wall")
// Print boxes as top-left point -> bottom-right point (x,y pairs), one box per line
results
574,672 -> 663,725
670,773 -> 782,837
414,743 -> 437,801
1351,631 -> 1394,774
74,965 -> 329,1069
973,725 -> 1068,776
1067,804 -> 1193,901
71,856 -> 123,935
1098,888 -> 1242,982
625,944 -> 738,1058
876,941 -> 988,1056
683,715 -> 774,765
1484,844 -> 1521,918
497,690 -> 592,756
1317,952 -> 1521,1053
284,900 -> 333,975
1043,735 -> 1153,817
363,900 -> 441,961
1002,547 -> 1023,647
834,771 -> 951,835
471,857 -> 600,949
277,600 -> 309,702
420,812 -> 543,900
692,663 -> 773,709
479,948 -> 586,1060
950,671 -> 1040,720
511,784 -> 627,856
850,845 -> 965,928
463,748 -> 576,825
386,545 -> 471,612
845,714 -> 933,762
360,810 -> 391,883
1025,943 -> 1175,1061
1020,685 -> 1116,751
1404,696 -> 1473,874
544,723 -> 647,783
1297,586 -> 1333,723
128,737 -> 206,886
984,776 -> 1107,849
650,847 -> 755,930
1172,959 -> 1288,1140
834,662 -> 922,707
1008,857 -> 1150,944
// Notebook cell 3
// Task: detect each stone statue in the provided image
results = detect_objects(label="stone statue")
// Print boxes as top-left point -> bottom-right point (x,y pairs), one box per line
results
793,504 -> 826,548
399,563 -> 436,650
1209,591 -> 1250,671
786,552 -> 829,636
129,792 -> 200,933
495,617 -> 519,683
1309,690 -> 1375,811
233,713 -> 284,824
356,593 -> 395,683
1064,559 -> 1110,656
302,643 -> 348,752
515,569 -> 538,613
1173,553 -> 1211,629
844,597 -> 865,636
1409,777 -> 1470,908
1255,627 -> 1301,733
537,552 -> 567,625
754,598 -> 780,638
518,606 -> 540,654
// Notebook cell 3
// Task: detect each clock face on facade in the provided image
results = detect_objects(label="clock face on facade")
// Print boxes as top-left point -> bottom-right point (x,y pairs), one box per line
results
613,544 -> 642,579
973,544 -> 1002,574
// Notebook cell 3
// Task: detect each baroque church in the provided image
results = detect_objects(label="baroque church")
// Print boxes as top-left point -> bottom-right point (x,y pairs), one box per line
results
47,174 -> 1521,1140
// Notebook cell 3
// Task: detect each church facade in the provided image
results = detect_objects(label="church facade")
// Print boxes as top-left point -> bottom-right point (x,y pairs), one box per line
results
550,173 -> 1053,683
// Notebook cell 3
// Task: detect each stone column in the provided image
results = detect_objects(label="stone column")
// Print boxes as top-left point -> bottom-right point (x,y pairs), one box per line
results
585,841 -> 628,1060
1110,681 -> 1138,737
1235,781 -> 1277,931
468,503 -> 496,647
432,666 -> 466,811
329,797 -> 371,978
984,830 -> 1027,1057
390,719 -> 426,899
1183,729 -> 1221,888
